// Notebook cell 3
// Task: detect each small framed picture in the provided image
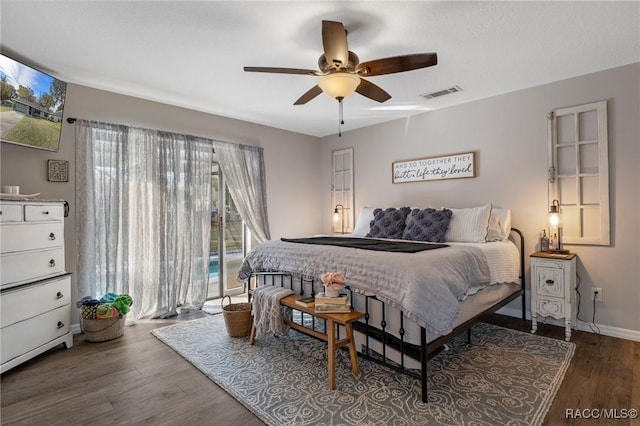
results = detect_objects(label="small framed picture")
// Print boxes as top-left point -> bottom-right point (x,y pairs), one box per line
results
47,160 -> 69,182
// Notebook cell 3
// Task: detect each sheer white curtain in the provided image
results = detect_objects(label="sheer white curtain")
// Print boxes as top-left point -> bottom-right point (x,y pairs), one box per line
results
75,120 -> 213,319
212,142 -> 271,243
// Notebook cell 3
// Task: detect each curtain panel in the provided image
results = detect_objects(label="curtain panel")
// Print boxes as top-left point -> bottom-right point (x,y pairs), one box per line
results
212,142 -> 271,243
75,120 -> 213,319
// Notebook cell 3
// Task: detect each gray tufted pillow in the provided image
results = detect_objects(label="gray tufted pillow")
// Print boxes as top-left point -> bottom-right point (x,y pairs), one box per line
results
366,207 -> 411,239
402,208 -> 453,243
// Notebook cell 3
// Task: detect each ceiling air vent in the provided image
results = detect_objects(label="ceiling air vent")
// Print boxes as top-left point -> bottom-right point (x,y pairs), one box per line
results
421,85 -> 463,100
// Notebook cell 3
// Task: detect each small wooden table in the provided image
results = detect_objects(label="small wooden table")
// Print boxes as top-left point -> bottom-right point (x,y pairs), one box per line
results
250,294 -> 365,390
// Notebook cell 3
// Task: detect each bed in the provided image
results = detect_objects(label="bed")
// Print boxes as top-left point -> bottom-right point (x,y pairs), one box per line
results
238,204 -> 525,402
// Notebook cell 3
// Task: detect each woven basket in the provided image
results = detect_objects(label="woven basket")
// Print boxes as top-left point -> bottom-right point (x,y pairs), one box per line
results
82,315 -> 125,342
221,295 -> 252,337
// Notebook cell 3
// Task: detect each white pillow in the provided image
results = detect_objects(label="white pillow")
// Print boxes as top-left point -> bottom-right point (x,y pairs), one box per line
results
486,207 -> 512,242
444,204 -> 492,243
352,206 -> 375,236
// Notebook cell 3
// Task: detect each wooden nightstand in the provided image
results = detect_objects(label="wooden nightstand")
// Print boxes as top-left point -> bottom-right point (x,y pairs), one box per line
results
530,251 -> 577,341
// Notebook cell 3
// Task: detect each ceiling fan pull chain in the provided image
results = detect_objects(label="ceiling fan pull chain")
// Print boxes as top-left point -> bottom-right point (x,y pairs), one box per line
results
338,97 -> 344,137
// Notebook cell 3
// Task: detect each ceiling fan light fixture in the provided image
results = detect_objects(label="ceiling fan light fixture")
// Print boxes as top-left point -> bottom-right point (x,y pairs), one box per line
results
318,72 -> 360,99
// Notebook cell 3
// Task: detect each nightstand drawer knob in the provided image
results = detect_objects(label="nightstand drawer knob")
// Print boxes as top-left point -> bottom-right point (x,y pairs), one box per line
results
57,321 -> 65,329
49,233 -> 56,240
545,279 -> 555,285
56,291 -> 64,299
49,259 -> 56,267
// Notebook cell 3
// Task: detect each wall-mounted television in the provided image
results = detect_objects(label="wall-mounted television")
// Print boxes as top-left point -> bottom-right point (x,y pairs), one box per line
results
0,53 -> 67,152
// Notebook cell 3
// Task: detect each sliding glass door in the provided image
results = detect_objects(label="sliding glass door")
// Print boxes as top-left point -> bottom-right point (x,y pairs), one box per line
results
208,161 -> 247,299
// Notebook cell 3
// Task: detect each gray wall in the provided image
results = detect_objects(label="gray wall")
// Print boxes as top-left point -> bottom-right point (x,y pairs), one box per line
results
319,63 -> 640,334
1,83 -> 323,322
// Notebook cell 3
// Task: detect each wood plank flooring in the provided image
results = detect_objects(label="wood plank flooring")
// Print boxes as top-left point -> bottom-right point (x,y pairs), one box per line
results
1,312 -> 638,425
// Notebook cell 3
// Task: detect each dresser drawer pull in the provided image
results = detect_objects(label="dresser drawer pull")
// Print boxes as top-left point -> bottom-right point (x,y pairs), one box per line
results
545,279 -> 555,285
56,291 -> 64,299
57,321 -> 65,329
49,232 -> 56,240
43,211 -> 50,215
49,259 -> 56,267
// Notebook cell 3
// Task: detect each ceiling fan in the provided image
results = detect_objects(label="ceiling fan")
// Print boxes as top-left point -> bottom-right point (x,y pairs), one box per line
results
244,20 -> 438,106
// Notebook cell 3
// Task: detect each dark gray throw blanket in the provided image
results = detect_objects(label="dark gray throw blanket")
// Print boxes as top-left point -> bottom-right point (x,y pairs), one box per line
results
280,236 -> 448,253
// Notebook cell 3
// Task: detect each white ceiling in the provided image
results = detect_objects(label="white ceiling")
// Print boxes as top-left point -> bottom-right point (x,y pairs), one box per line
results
1,1 -> 638,138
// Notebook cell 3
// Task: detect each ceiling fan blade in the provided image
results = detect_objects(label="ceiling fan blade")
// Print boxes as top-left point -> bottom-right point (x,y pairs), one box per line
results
355,78 -> 391,103
294,85 -> 323,105
244,66 -> 321,76
322,20 -> 349,68
356,53 -> 437,77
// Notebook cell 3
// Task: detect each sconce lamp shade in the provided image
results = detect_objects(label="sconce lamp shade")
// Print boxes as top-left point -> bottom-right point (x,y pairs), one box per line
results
319,72 -> 361,99
547,199 -> 569,253
548,199 -> 562,227
333,204 -> 345,234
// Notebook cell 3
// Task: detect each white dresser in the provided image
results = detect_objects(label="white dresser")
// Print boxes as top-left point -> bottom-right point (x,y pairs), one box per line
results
530,251 -> 577,342
1,200 -> 73,373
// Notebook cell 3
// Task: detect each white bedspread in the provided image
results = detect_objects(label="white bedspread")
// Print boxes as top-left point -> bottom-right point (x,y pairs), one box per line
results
238,238 -> 494,335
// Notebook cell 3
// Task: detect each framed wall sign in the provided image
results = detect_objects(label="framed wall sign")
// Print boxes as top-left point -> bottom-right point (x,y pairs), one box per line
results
392,151 -> 476,183
47,159 -> 69,182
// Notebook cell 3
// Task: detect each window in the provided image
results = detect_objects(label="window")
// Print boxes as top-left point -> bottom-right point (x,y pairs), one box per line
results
332,148 -> 354,233
549,100 -> 610,245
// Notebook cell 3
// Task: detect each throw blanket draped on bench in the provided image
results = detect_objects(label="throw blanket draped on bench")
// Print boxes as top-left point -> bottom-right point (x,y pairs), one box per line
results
281,237 -> 448,253
251,286 -> 294,339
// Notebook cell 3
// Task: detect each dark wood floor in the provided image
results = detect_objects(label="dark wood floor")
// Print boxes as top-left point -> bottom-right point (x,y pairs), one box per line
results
1,313 -> 638,425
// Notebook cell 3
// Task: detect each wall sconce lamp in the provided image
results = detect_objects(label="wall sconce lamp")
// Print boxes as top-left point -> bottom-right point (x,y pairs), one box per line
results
548,200 -> 569,253
333,204 -> 345,234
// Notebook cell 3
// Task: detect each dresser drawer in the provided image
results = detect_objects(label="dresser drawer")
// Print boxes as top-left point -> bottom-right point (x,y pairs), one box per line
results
537,297 -> 565,319
1,275 -> 71,325
0,304 -> 71,364
0,204 -> 22,222
24,204 -> 64,222
535,266 -> 565,298
1,248 -> 66,287
0,222 -> 64,254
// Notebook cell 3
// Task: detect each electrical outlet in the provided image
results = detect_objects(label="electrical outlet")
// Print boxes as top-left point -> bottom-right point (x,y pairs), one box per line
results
591,287 -> 603,302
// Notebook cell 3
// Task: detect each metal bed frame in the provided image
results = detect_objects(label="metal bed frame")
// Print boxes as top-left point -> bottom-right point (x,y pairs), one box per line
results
248,228 -> 525,403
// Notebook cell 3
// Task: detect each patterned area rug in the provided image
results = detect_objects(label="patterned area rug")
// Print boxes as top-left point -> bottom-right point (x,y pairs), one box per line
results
152,315 -> 574,426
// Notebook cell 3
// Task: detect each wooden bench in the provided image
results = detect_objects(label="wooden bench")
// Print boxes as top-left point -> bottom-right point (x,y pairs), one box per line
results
250,294 -> 365,390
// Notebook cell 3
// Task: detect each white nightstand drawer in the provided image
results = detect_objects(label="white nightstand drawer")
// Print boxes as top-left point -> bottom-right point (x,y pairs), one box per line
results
536,267 -> 565,298
24,204 -> 65,222
0,204 -> 22,222
537,297 -> 565,319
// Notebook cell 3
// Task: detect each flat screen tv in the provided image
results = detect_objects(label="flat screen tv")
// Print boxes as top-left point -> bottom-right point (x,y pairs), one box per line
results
0,53 -> 67,152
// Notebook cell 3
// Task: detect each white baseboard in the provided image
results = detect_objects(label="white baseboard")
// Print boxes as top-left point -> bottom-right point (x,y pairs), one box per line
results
496,306 -> 640,343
